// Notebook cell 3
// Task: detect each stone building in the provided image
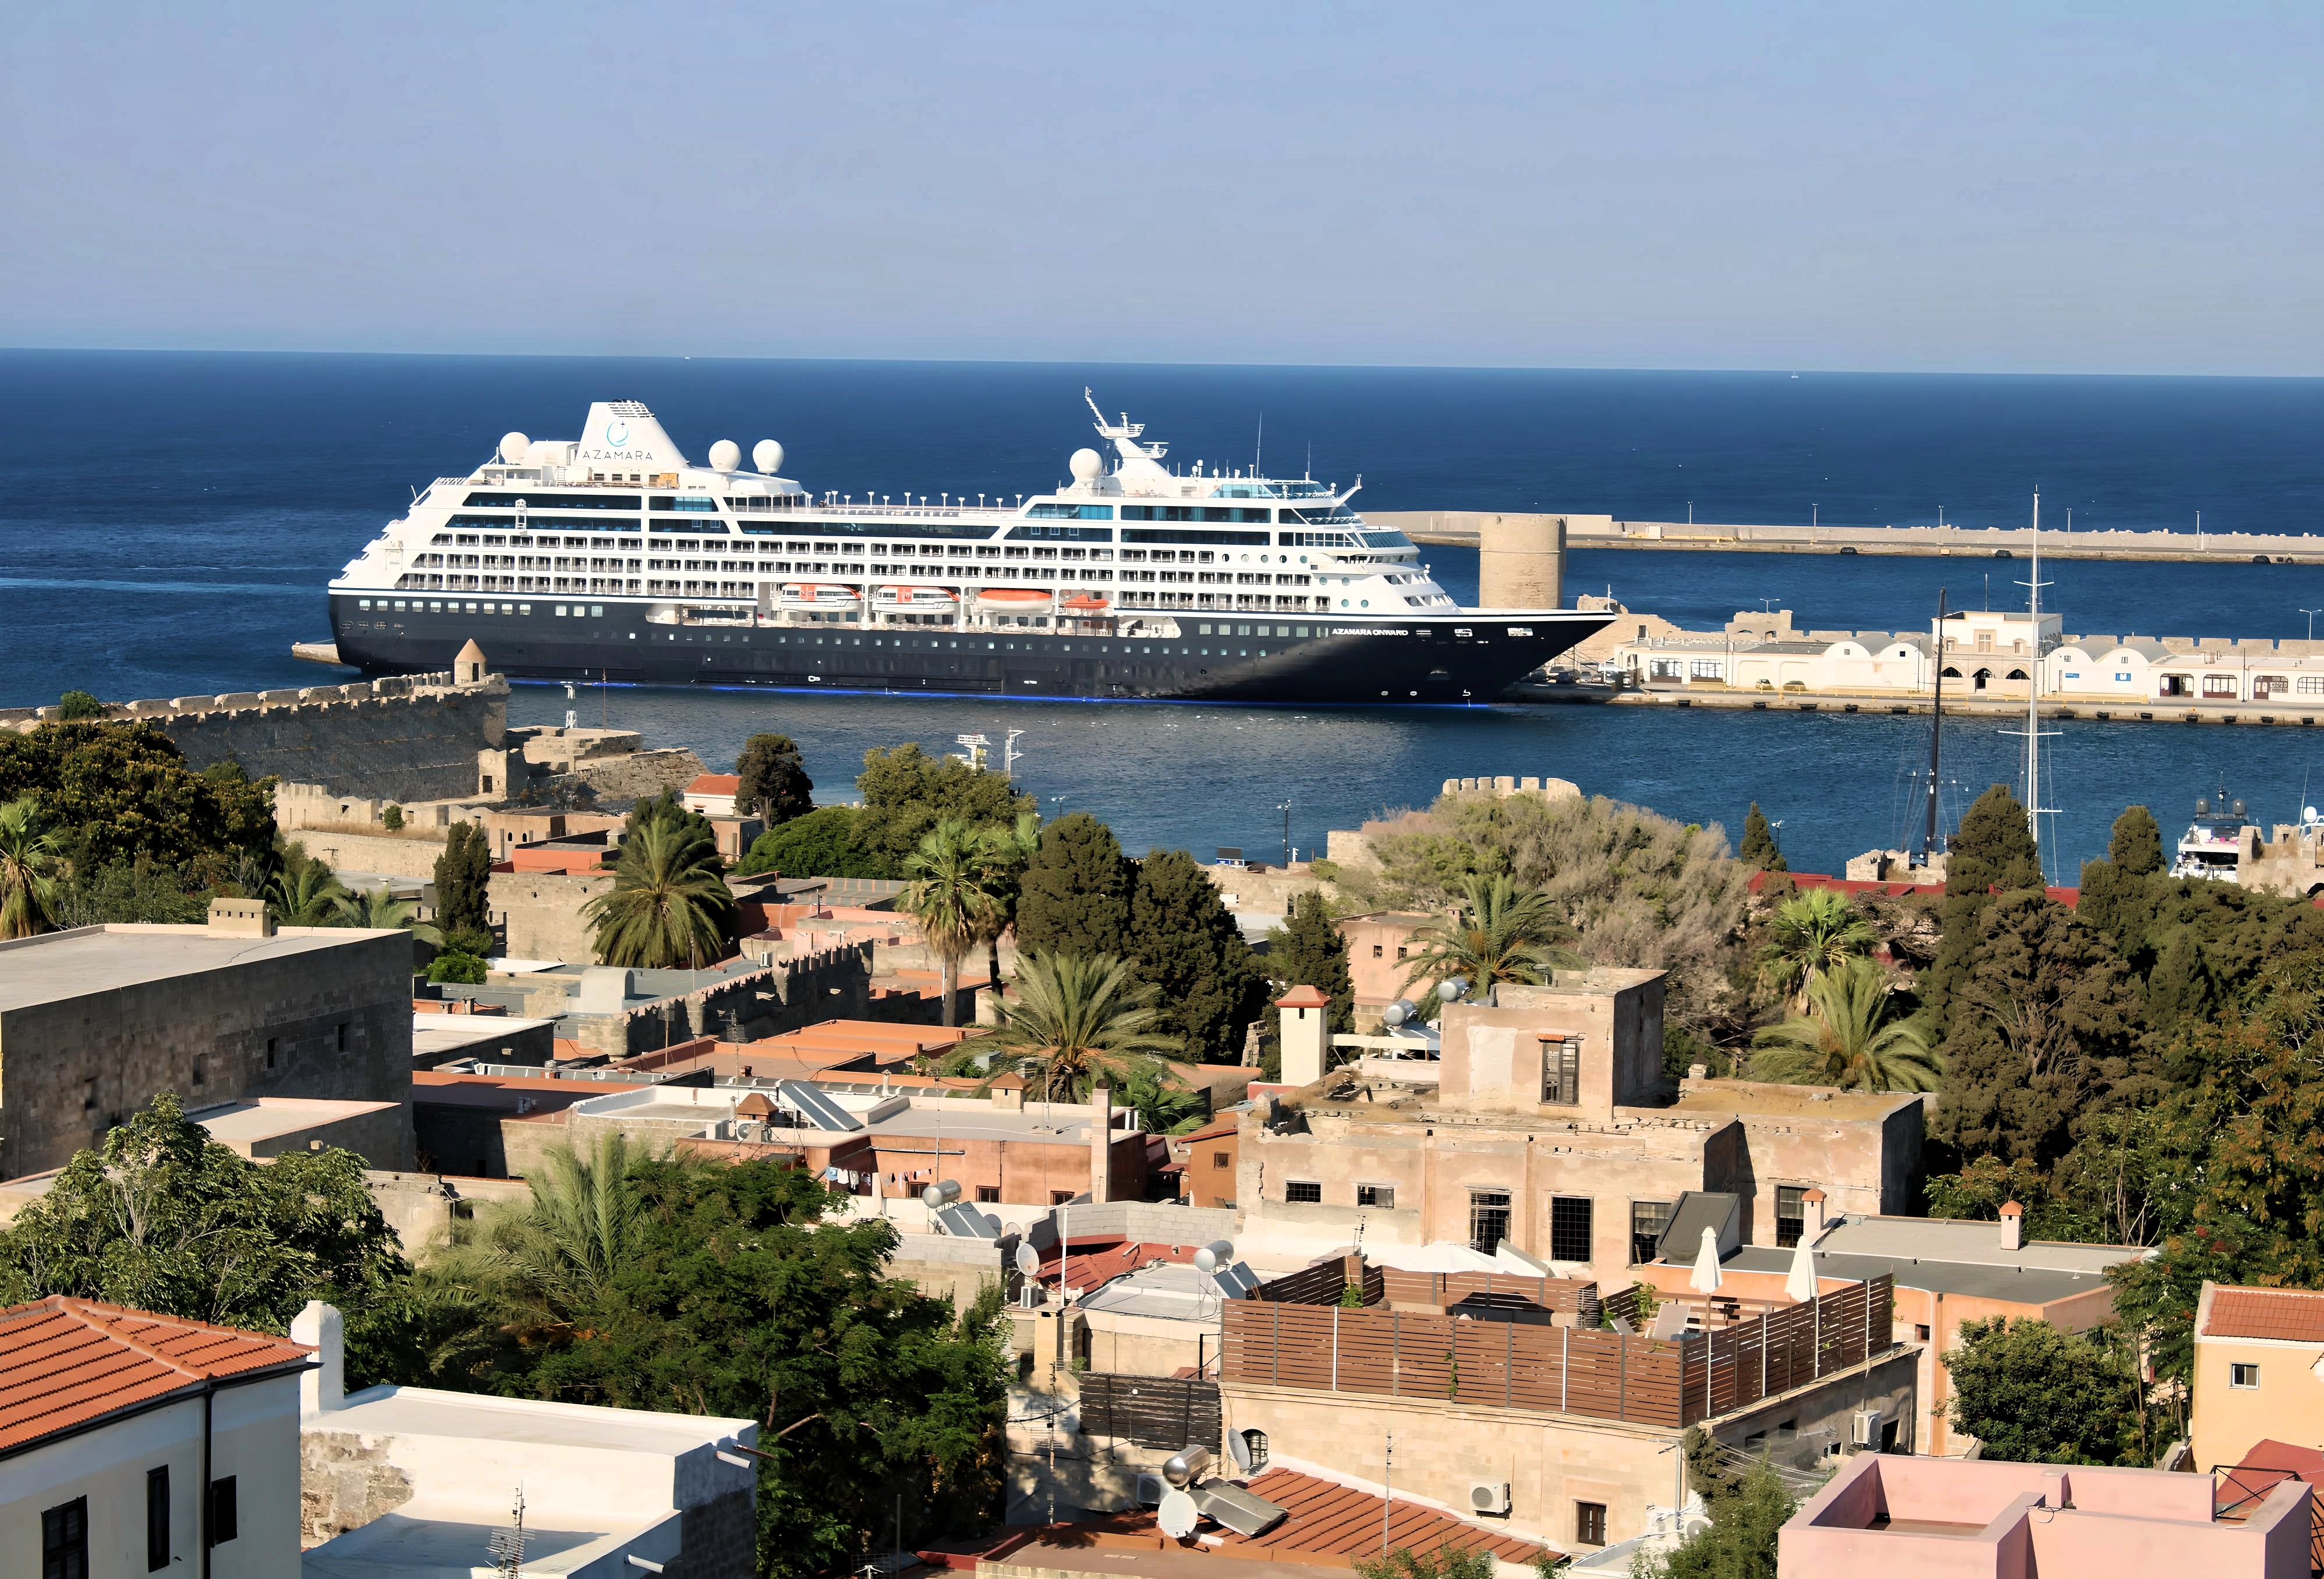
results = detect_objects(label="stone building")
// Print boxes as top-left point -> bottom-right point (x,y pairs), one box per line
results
1237,971 -> 1922,1282
0,902 -> 416,1178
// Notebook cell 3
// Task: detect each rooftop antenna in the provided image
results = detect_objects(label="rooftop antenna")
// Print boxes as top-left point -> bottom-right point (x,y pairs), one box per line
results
488,1485 -> 527,1578
1002,728 -> 1025,779
1918,589 -> 1947,867
1255,412 -> 1263,476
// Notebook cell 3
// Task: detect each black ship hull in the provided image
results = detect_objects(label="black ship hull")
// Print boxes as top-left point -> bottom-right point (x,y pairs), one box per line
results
328,594 -> 1609,704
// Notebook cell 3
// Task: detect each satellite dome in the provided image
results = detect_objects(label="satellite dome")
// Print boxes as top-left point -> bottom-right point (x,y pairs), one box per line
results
498,431 -> 530,464
1068,447 -> 1103,483
707,439 -> 742,472
752,439 -> 784,475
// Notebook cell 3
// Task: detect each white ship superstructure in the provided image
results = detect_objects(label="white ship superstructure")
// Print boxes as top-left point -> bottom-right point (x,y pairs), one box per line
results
326,394 -> 1606,703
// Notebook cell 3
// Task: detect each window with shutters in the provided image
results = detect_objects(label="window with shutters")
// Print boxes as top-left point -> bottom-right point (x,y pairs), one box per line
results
44,1497 -> 88,1579
1469,1190 -> 1512,1254
147,1467 -> 170,1570
1541,1036 -> 1581,1105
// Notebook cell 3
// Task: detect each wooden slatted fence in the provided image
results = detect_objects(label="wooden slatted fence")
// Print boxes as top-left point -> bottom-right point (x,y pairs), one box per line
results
1078,1373 -> 1223,1451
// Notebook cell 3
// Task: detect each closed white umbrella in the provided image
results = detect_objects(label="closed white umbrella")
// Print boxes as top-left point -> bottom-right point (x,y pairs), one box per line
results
1784,1235 -> 1819,1304
1688,1225 -> 1724,1294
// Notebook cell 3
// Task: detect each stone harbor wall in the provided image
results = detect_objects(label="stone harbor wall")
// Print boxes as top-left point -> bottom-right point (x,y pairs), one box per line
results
0,668 -> 508,804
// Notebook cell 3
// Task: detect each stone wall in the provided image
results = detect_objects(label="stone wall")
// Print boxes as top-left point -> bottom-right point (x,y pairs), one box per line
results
301,1428 -> 415,1545
491,870 -> 617,961
0,668 -> 508,804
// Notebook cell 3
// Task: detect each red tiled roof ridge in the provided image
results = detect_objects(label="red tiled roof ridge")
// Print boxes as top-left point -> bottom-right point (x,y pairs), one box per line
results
2202,1282 -> 2324,1340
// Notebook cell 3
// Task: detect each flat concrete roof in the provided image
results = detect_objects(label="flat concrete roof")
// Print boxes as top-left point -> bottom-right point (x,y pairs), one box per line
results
868,1109 -> 1099,1145
187,1098 -> 402,1144
330,1382 -> 744,1454
1812,1214 -> 2148,1276
1664,1083 -> 1914,1121
303,1502 -> 652,1578
0,925 -> 399,1014
1722,1244 -> 2120,1305
412,1015 -> 559,1061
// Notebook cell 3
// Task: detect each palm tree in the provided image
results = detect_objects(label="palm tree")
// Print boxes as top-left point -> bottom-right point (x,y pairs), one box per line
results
332,883 -> 444,945
954,950 -> 1179,1101
1760,887 -> 1877,1010
1401,873 -> 1582,1003
0,795 -> 65,940
432,1134 -> 645,1333
268,856 -> 351,927
902,819 -> 1004,1028
584,815 -> 732,968
1117,1064 -> 1207,1134
1751,960 -> 1943,1092
972,812 -> 1040,995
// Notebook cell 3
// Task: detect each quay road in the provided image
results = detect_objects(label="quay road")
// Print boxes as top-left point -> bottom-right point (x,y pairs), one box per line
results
1370,512 -> 2324,565
1507,677 -> 2324,727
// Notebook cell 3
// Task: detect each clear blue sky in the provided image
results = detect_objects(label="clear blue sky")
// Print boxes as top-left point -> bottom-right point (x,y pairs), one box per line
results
3,1 -> 2318,373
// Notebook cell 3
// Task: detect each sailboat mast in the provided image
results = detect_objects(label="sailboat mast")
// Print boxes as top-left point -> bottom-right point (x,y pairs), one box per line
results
1921,587 -> 1947,865
2024,490 -> 2042,863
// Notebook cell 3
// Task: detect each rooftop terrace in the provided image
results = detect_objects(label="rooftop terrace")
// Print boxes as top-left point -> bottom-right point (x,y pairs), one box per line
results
0,923 -> 398,1012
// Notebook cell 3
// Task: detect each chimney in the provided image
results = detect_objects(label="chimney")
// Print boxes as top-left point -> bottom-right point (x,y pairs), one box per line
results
1088,1084 -> 1114,1204
1801,1187 -> 1827,1241
1275,986 -> 1332,1086
290,1300 -> 343,1414
1999,1199 -> 2024,1252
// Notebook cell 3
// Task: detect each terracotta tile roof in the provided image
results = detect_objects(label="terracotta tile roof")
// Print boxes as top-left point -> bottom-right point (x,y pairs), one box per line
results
0,1297 -> 311,1456
1274,986 -> 1331,1009
2202,1286 -> 2324,1343
1223,1467 -> 1557,1565
688,774 -> 742,795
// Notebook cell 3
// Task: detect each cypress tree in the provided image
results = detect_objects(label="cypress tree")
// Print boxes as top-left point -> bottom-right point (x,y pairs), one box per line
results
1269,891 -> 1355,1035
2110,805 -> 2165,877
433,821 -> 493,936
1738,802 -> 1787,872
2145,926 -> 2216,1032
1014,812 -> 1133,960
1945,785 -> 2044,897
1129,849 -> 1268,1063
735,732 -> 814,824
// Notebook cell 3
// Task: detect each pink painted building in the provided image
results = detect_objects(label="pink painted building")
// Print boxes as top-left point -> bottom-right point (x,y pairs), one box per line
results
1781,1453 -> 2311,1578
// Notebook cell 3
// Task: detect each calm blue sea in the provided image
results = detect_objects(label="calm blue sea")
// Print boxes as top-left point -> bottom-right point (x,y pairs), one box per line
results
5,350 -> 2323,880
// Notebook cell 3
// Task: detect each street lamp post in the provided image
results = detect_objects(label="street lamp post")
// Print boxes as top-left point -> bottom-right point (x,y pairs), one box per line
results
2303,608 -> 2322,642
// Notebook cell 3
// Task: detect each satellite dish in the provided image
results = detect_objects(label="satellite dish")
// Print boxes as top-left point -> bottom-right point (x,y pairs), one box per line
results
1225,1429 -> 1253,1472
1014,1242 -> 1041,1276
753,439 -> 784,474
707,439 -> 742,472
1069,447 -> 1103,483
1157,1489 -> 1200,1539
499,431 -> 530,464
1193,1240 -> 1235,1274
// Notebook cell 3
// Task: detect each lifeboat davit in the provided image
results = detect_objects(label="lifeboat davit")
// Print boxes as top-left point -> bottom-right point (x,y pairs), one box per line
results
778,582 -> 861,611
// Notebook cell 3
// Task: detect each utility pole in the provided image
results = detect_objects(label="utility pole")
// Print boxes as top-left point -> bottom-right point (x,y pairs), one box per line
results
1382,1432 -> 1394,1554
2304,608 -> 2322,642
1277,800 -> 1291,867
1920,589 -> 1947,868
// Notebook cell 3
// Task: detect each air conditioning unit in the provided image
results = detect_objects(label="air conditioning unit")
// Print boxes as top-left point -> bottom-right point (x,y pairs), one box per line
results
1468,1482 -> 1511,1516
1850,1408 -> 1884,1447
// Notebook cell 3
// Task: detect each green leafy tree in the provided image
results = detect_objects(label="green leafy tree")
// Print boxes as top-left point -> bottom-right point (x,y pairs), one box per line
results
736,732 -> 814,824
427,950 -> 488,984
1946,785 -> 2046,898
1355,1548 -> 1494,1579
1130,849 -> 1270,1062
1943,1317 -> 2143,1465
735,804 -> 884,879
1738,801 -> 1787,872
2110,805 -> 2165,877
268,849 -> 352,926
0,719 -> 275,873
584,803 -> 735,968
1646,1457 -> 1797,1579
55,689 -> 107,721
1752,959 -> 1943,1092
1011,810 -> 1134,960
901,818 -> 1004,1028
421,1143 -> 1010,1576
1401,873 -> 1583,1000
0,794 -> 66,939
0,1093 -> 410,1332
1932,891 -> 2150,1166
1759,887 -> 1877,1010
1267,891 -> 1356,1034
381,803 -> 405,831
2144,926 -> 2216,1032
433,820 -> 493,936
953,950 -> 1178,1100
851,743 -> 1035,877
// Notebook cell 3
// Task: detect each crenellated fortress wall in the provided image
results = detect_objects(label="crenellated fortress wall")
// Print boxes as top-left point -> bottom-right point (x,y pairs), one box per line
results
0,668 -> 509,804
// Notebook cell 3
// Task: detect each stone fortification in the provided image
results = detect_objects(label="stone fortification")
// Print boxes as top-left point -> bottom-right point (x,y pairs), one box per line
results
0,667 -> 508,805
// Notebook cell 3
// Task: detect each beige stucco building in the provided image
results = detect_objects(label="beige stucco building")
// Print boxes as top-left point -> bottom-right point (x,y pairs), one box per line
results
1237,970 -> 1922,1281
2191,1282 -> 2324,1475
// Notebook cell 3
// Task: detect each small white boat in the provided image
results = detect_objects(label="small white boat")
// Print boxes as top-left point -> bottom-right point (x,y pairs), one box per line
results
778,582 -> 862,613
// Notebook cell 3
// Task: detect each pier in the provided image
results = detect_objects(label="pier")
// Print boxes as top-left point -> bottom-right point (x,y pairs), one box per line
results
1370,511 -> 2324,564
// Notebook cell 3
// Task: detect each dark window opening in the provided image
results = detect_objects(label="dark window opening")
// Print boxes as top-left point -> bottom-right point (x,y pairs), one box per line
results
265,1036 -> 278,1070
1550,1196 -> 1593,1263
147,1466 -> 170,1571
1241,1429 -> 1270,1470
1050,1190 -> 1076,1206
1630,1200 -> 1672,1264
1575,1502 -> 1606,1546
1776,1186 -> 1808,1249
1357,1184 -> 1396,1209
336,1021 -> 349,1053
1542,1036 -> 1580,1106
1469,1190 -> 1512,1254
976,1185 -> 1001,1203
1285,1180 -> 1322,1204
44,1496 -> 88,1579
208,1476 -> 238,1545
1211,1151 -> 1231,1169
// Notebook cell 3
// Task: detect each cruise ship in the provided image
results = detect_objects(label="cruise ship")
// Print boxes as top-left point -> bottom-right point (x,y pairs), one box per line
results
327,395 -> 1608,703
